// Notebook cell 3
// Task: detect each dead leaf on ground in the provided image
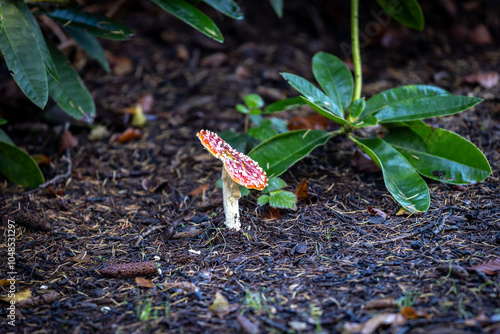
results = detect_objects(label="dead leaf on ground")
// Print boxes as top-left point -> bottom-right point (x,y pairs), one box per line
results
365,298 -> 397,309
469,257 -> 500,275
201,52 -> 228,67
59,129 -> 78,153
367,206 -> 390,219
88,125 -> 110,141
71,251 -> 91,263
0,279 -> 19,286
31,154 -> 51,166
189,183 -> 210,197
469,24 -> 493,45
294,179 -> 309,201
263,207 -> 280,220
209,291 -> 238,318
351,147 -> 381,173
108,53 -> 133,75
135,277 -> 154,288
356,313 -> 406,334
463,71 -> 499,89
401,306 -> 429,319
164,281 -> 198,293
0,289 -> 32,304
287,115 -> 329,131
115,128 -> 142,143
236,314 -> 260,334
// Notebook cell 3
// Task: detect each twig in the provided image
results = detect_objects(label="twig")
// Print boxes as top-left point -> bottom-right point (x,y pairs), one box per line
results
38,149 -> 72,189
134,225 -> 165,246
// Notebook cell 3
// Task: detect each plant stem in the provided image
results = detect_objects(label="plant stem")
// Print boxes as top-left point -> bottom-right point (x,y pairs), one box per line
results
351,0 -> 362,101
329,128 -> 346,137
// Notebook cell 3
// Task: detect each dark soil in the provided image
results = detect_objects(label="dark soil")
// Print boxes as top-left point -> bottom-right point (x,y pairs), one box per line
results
1,1 -> 499,333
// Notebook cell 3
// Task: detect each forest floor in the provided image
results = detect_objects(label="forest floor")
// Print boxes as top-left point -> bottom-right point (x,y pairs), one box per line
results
0,1 -> 499,333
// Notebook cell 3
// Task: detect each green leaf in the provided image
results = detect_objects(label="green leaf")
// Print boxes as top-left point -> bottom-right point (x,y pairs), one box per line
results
65,26 -> 110,72
219,130 -> 255,153
382,121 -> 491,184
362,85 -> 448,119
269,0 -> 283,18
0,118 -> 7,125
236,104 -> 249,114
302,97 -> 350,126
257,195 -> 270,206
352,115 -> 377,128
269,190 -> 297,210
350,98 -> 366,119
249,129 -> 331,178
248,120 -> 278,141
249,108 -> 262,115
268,117 -> 288,133
48,44 -> 95,122
263,177 -> 287,193
244,94 -> 264,109
202,0 -> 243,20
375,95 -> 483,123
0,141 -> 44,188
351,136 -> 430,213
17,1 -> 59,82
0,0 -> 48,108
47,8 -> 133,40
312,52 -> 353,113
151,0 -> 223,43
282,72 -> 343,119
0,128 -> 14,145
265,96 -> 306,113
377,0 -> 424,30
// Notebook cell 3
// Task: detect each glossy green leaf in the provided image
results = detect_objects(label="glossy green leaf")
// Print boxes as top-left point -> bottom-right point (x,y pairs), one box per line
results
248,120 -> 279,141
236,104 -> 248,114
0,128 -> 14,145
47,8 -> 133,40
312,52 -> 353,113
244,94 -> 264,108
265,96 -> 305,113
202,0 -> 243,20
249,129 -> 331,177
382,121 -> 491,184
0,141 -> 44,188
269,0 -> 283,18
249,108 -> 262,115
268,118 -> 288,133
48,44 -> 95,122
151,0 -> 223,43
302,98 -> 350,126
352,115 -> 377,128
263,177 -> 287,193
17,1 -> 59,82
362,85 -> 448,119
269,190 -> 297,210
375,95 -> 482,123
351,136 -> 430,213
377,0 -> 424,30
0,0 -> 48,108
65,26 -> 110,72
282,72 -> 343,119
257,195 -> 270,206
350,98 -> 366,119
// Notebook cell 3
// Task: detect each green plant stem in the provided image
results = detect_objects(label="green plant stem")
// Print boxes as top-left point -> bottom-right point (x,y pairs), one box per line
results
329,128 -> 346,137
351,0 -> 362,101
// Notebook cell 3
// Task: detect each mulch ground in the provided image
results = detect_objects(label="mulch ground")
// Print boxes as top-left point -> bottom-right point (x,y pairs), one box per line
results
1,1 -> 499,333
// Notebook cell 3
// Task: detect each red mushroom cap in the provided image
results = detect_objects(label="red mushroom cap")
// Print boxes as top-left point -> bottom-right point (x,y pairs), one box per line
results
197,130 -> 268,190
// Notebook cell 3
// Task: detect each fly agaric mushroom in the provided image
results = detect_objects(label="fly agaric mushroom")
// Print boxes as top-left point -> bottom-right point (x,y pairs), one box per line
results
197,130 -> 267,230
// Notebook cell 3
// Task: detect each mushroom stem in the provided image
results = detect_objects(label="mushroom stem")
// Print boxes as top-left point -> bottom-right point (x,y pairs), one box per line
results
222,167 -> 241,230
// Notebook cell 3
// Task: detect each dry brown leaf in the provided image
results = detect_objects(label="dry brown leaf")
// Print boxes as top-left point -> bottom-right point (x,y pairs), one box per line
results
294,179 -> 309,201
469,24 -> 493,45
360,313 -> 406,334
351,147 -> 381,173
209,291 -> 230,317
263,207 -> 280,220
469,257 -> 500,275
189,183 -> 210,197
201,53 -> 227,67
365,298 -> 397,309
0,289 -> 32,304
109,54 -> 133,75
287,115 -> 329,131
135,277 -> 154,288
31,154 -> 51,166
71,251 -> 91,263
59,130 -> 78,153
367,206 -> 390,219
165,281 -> 198,293
0,279 -> 19,286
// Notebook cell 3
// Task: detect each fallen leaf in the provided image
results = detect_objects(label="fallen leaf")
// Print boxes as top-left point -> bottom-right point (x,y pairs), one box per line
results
99,261 -> 157,278
236,314 -> 260,334
109,54 -> 133,75
131,105 -> 147,127
164,281 -> 198,293
351,147 -> 381,173
189,183 -> 210,197
469,257 -> 500,275
263,207 -> 280,220
469,24 -> 493,45
31,154 -> 51,166
464,72 -> 499,89
201,52 -> 227,67
287,115 -> 329,131
0,279 -> 19,286
367,206 -> 390,219
116,128 -> 142,143
88,125 -> 110,141
59,129 -> 78,153
401,306 -> 419,320
360,313 -> 406,334
135,277 -> 154,288
395,207 -> 410,216
17,291 -> 60,308
71,251 -> 91,263
209,291 -> 229,317
294,179 -> 309,201
0,289 -> 32,304
365,298 -> 397,309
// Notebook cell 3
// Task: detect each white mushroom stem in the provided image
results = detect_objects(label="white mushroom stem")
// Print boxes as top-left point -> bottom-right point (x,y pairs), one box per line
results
222,167 -> 241,230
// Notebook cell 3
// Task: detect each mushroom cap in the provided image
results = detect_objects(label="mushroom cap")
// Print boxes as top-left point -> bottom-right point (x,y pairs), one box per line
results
197,130 -> 268,190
